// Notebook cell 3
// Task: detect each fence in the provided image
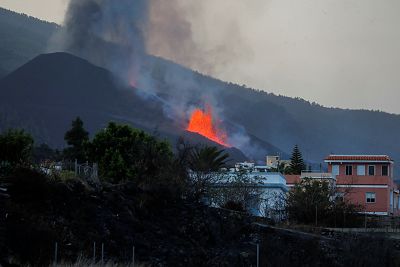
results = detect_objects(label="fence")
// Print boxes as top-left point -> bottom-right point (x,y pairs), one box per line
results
52,242 -> 136,266
39,160 -> 99,185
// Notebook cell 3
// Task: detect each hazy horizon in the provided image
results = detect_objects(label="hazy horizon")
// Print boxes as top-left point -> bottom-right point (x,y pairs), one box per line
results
1,0 -> 400,114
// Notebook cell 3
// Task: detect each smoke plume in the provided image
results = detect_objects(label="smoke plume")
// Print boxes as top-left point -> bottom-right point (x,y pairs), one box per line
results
51,0 -> 262,158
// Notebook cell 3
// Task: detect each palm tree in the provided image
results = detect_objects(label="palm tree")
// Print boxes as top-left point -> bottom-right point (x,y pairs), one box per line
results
188,146 -> 230,201
189,146 -> 229,172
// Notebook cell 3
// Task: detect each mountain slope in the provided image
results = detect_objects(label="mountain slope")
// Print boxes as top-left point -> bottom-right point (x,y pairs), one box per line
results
1,8 -> 400,168
0,52 -> 256,162
0,8 -> 58,77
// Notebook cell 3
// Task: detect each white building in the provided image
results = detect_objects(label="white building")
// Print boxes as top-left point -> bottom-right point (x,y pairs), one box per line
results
207,163 -> 288,220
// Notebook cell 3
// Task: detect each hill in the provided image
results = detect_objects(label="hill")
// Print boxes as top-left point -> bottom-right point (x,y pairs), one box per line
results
0,8 -> 58,78
1,8 -> 400,168
0,52 -> 253,161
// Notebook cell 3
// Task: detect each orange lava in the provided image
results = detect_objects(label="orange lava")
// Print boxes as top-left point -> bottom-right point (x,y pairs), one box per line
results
187,106 -> 230,147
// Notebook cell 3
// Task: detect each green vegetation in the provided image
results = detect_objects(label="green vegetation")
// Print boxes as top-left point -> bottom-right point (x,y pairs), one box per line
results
64,117 -> 89,162
189,146 -> 229,173
87,122 -> 173,184
0,129 -> 33,175
186,146 -> 229,201
287,178 -> 362,227
288,144 -> 306,174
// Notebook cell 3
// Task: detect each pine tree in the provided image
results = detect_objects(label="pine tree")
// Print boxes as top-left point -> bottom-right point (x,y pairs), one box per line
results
64,117 -> 89,162
289,144 -> 306,174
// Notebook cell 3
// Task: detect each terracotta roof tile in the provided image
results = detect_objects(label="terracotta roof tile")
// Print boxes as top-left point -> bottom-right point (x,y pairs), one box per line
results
325,155 -> 392,161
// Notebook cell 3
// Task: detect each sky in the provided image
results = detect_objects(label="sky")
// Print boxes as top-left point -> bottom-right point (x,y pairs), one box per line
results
1,0 -> 400,114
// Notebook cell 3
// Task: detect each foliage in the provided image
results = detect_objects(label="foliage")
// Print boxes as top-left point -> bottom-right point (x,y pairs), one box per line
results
189,146 -> 229,172
87,122 -> 173,184
0,129 -> 33,175
286,178 -> 362,226
32,143 -> 61,163
64,117 -> 89,162
289,144 -> 306,174
207,170 -> 262,215
187,146 -> 229,200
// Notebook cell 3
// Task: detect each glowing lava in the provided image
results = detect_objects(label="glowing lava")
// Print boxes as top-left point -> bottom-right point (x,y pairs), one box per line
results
187,105 -> 230,147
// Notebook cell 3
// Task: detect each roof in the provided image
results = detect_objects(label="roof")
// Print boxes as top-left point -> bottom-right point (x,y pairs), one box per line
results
324,155 -> 393,162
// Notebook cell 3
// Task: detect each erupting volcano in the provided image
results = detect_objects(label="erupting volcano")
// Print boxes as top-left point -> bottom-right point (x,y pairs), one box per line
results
187,105 -> 230,147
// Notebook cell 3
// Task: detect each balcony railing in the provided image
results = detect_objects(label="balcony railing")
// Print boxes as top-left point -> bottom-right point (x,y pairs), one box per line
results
300,171 -> 335,180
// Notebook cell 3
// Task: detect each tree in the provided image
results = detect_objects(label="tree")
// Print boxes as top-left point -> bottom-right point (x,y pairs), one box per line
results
207,169 -> 263,214
289,145 -> 306,174
32,143 -> 61,163
64,117 -> 89,162
0,129 -> 34,175
188,146 -> 229,200
87,122 -> 173,184
286,178 -> 362,226
189,146 -> 229,173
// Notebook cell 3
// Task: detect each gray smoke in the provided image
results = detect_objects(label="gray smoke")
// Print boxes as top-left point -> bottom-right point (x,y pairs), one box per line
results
57,0 -> 148,84
51,0 -> 263,158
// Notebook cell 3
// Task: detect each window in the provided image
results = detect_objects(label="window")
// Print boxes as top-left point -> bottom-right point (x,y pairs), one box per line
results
366,192 -> 376,203
382,165 -> 389,176
368,165 -> 375,176
357,165 -> 365,176
345,165 -> 353,175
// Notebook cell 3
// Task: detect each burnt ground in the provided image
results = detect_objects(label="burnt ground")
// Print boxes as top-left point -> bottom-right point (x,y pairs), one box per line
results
1,169 -> 400,267
1,169 -> 257,266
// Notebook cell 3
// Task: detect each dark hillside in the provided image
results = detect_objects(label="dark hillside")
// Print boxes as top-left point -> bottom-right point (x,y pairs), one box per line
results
1,8 -> 400,167
2,169 -> 258,266
0,52 -> 250,161
143,56 -> 400,166
0,8 -> 58,76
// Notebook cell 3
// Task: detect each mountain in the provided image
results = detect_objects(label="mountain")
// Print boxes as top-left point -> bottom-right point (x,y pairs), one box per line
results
0,8 -> 58,78
0,52 -> 253,162
1,8 -> 400,170
141,55 -> 400,167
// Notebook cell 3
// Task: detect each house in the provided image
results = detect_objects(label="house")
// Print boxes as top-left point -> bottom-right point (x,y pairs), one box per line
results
324,155 -> 399,216
207,163 -> 288,219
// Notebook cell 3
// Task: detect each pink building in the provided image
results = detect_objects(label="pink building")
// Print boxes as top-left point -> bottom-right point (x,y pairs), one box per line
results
325,155 -> 399,216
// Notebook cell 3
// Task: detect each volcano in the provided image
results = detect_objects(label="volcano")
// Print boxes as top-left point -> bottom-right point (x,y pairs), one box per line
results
0,52 -> 255,162
187,106 -> 230,147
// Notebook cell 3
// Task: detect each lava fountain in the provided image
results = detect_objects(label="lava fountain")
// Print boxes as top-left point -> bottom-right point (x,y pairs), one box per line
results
187,105 -> 230,147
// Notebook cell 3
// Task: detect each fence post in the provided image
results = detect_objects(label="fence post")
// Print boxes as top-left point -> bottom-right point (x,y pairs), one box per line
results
53,242 -> 58,267
132,246 -> 135,267
101,243 -> 104,265
93,242 -> 96,263
364,211 -> 367,230
74,159 -> 78,176
256,243 -> 260,267
315,205 -> 318,227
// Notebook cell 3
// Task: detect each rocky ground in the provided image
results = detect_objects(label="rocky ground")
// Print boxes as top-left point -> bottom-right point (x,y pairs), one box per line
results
2,168 -> 400,267
1,168 -> 258,266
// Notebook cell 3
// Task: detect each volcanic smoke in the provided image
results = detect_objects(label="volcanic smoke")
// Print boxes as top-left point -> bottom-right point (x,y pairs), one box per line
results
187,105 -> 230,147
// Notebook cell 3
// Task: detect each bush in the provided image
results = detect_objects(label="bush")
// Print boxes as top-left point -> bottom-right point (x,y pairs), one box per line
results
86,122 -> 174,184
286,178 -> 362,226
0,129 -> 33,176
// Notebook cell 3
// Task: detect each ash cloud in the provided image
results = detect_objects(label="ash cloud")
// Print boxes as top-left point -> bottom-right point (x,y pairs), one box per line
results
52,0 -> 148,83
50,0 -> 261,157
